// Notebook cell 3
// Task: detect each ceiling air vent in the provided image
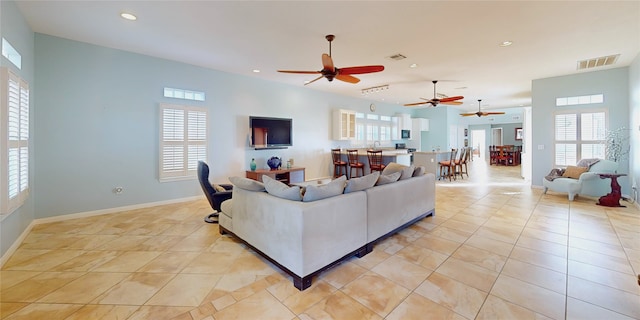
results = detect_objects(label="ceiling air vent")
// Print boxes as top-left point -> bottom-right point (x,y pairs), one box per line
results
577,54 -> 619,70
387,53 -> 407,61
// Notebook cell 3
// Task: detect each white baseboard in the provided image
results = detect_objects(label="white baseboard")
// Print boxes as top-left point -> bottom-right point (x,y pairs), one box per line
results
0,220 -> 36,267
0,196 -> 202,267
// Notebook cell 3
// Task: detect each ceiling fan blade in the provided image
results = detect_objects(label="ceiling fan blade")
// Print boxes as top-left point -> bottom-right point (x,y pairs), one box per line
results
339,65 -> 385,75
322,53 -> 335,72
459,113 -> 476,116
335,74 -> 360,84
404,101 -> 429,107
304,75 -> 325,86
441,101 -> 463,105
484,112 -> 506,115
439,96 -> 464,103
404,100 -> 436,107
277,70 -> 321,74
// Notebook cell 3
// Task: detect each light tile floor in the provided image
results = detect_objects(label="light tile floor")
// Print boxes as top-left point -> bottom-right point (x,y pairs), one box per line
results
1,158 -> 639,319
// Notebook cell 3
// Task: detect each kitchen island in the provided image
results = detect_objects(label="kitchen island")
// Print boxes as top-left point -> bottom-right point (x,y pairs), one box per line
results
413,151 -> 452,179
337,148 -> 411,175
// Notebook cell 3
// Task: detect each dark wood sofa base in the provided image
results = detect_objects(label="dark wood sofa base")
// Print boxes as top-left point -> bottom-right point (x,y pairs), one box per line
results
218,209 -> 434,291
219,225 -> 369,291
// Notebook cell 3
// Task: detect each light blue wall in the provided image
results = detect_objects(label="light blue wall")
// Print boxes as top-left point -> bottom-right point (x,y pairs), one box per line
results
629,53 -> 639,202
0,1 -> 35,258
415,107 -> 448,151
32,33 -> 409,219
531,68 -> 631,194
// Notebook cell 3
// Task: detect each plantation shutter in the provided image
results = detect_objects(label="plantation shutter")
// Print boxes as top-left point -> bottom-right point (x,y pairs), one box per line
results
2,68 -> 29,214
159,104 -> 207,181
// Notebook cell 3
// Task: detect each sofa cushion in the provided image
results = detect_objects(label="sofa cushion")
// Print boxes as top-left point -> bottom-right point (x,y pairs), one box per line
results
229,176 -> 265,191
376,171 -> 401,185
344,171 -> 379,193
263,175 -> 303,201
412,166 -> 426,177
382,162 -> 414,180
562,166 -> 588,179
303,175 -> 347,202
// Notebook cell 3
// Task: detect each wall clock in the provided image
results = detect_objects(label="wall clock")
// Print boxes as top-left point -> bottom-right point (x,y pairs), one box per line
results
369,103 -> 376,112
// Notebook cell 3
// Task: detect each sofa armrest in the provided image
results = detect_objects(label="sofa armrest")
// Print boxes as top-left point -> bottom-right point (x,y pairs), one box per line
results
579,172 -> 600,182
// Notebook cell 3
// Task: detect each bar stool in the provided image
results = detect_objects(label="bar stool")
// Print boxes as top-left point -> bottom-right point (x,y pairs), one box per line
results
346,149 -> 364,178
331,148 -> 347,178
438,148 -> 457,181
367,150 -> 385,174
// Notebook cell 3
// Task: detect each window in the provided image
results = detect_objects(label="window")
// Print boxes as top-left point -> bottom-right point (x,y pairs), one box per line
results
164,87 -> 205,101
355,113 -> 393,146
1,67 -> 29,214
159,103 -> 207,181
2,38 -> 22,69
556,94 -> 603,106
553,110 -> 606,166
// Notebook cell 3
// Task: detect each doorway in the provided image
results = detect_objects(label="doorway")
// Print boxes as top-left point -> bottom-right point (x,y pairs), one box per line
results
471,130 -> 486,160
491,127 -> 503,146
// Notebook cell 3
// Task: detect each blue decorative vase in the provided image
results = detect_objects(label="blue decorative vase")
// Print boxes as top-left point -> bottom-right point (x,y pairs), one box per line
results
267,156 -> 281,170
250,158 -> 257,171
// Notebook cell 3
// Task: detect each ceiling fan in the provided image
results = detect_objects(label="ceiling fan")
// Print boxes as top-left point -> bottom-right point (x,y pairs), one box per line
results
460,99 -> 506,117
403,80 -> 464,107
277,34 -> 384,85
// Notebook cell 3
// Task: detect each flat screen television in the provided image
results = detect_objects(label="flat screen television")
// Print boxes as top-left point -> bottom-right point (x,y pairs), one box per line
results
249,116 -> 292,149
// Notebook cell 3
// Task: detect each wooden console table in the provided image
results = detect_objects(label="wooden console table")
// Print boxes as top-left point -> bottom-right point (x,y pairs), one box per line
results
597,173 -> 626,207
246,167 -> 305,185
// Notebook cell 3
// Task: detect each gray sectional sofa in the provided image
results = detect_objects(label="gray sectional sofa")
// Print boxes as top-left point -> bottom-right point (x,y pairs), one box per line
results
219,166 -> 436,290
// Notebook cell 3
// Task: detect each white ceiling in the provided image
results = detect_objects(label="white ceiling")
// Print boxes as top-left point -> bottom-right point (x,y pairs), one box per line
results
14,1 -> 640,112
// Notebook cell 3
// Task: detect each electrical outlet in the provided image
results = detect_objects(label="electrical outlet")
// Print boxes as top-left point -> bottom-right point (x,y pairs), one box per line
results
114,187 -> 124,194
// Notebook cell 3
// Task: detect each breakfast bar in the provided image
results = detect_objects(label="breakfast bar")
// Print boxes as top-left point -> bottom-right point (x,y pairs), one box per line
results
337,149 -> 411,174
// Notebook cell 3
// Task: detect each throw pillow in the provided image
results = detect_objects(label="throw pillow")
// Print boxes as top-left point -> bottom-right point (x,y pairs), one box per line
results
382,162 -> 414,180
576,158 -> 600,169
229,176 -> 265,191
344,171 -> 379,193
303,175 -> 347,202
376,171 -> 401,185
382,162 -> 405,175
562,166 -> 589,179
262,175 -> 302,201
412,166 -> 426,177
213,184 -> 227,192
400,165 -> 415,180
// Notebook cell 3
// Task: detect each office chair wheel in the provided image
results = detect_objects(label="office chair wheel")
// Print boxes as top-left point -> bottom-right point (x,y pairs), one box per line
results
204,212 -> 219,224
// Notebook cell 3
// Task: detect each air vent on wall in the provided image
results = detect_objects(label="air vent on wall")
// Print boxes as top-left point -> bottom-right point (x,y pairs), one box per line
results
577,54 -> 619,70
387,53 -> 407,61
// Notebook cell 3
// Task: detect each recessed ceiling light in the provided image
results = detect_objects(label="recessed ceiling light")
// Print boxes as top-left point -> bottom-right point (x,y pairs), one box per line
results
252,69 -> 260,73
120,12 -> 137,21
409,63 -> 418,68
499,41 -> 513,47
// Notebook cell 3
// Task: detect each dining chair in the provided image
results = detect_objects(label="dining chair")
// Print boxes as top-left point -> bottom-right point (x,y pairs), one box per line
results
367,150 -> 385,174
346,149 -> 364,178
331,148 -> 348,178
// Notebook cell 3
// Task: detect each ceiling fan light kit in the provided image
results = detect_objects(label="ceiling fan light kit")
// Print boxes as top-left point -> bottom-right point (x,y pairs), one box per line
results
277,34 -> 385,85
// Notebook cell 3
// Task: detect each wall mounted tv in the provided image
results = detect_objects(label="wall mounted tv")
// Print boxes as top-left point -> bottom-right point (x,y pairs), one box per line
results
249,116 -> 293,149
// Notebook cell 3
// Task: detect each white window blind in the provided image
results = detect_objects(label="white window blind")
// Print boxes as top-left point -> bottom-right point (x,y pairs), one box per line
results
1,67 -> 29,214
159,104 -> 207,181
553,110 -> 606,166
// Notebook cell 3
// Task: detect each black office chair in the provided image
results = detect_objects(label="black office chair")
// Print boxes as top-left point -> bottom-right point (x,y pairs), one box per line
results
197,161 -> 233,223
